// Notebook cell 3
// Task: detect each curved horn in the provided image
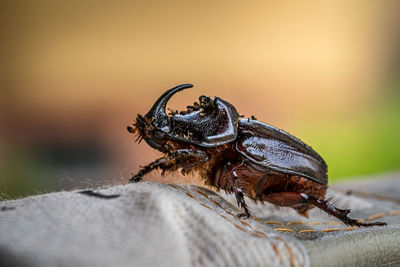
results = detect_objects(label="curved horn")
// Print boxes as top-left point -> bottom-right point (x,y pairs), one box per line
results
145,84 -> 193,121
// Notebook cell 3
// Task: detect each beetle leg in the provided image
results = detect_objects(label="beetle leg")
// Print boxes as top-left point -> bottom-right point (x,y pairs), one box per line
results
175,149 -> 210,171
234,187 -> 251,219
225,162 -> 252,219
130,157 -> 170,183
300,193 -> 387,227
254,173 -> 269,200
130,149 -> 209,183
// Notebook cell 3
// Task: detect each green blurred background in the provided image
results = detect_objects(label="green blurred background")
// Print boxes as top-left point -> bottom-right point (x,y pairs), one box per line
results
1,1 -> 399,199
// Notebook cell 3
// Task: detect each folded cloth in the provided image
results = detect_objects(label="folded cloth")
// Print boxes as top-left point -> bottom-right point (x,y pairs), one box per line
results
0,172 -> 399,267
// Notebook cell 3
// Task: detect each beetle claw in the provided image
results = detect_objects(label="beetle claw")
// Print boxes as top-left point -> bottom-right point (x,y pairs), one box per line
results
129,175 -> 143,183
236,212 -> 251,219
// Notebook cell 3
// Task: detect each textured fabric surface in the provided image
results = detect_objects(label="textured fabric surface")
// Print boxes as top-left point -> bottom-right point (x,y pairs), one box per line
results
0,172 -> 399,267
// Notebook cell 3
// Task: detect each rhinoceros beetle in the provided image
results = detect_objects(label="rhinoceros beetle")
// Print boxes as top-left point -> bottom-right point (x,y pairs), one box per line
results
128,84 -> 386,227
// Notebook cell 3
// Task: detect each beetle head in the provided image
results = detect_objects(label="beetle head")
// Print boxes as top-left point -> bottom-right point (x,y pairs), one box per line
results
128,84 -> 239,151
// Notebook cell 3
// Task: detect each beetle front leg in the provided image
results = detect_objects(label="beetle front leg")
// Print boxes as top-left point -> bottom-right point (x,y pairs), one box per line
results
130,149 -> 209,183
130,157 -> 171,183
300,193 -> 387,227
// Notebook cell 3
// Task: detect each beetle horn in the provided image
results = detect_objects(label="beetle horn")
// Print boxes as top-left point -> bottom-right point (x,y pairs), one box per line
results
145,84 -> 193,123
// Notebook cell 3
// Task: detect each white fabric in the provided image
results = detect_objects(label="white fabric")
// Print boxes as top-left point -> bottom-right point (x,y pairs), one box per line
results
0,172 -> 399,267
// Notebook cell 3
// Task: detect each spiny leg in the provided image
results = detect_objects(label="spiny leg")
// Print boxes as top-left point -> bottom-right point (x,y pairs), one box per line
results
234,187 -> 251,219
225,162 -> 252,219
130,157 -> 171,183
300,193 -> 387,227
130,149 -> 209,183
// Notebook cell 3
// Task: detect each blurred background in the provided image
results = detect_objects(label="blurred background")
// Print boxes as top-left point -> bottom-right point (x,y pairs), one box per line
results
1,1 -> 400,199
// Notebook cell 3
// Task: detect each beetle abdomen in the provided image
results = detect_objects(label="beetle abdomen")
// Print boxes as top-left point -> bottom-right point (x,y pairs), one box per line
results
213,161 -> 327,203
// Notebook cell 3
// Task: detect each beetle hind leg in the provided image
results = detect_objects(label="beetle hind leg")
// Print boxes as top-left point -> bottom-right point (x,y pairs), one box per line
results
300,193 -> 387,227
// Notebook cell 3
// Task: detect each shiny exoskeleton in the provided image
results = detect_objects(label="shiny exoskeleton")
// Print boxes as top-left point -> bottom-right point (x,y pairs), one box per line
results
128,84 -> 386,227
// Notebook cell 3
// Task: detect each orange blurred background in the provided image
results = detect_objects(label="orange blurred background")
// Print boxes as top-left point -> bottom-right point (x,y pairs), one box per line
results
1,1 -> 400,198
